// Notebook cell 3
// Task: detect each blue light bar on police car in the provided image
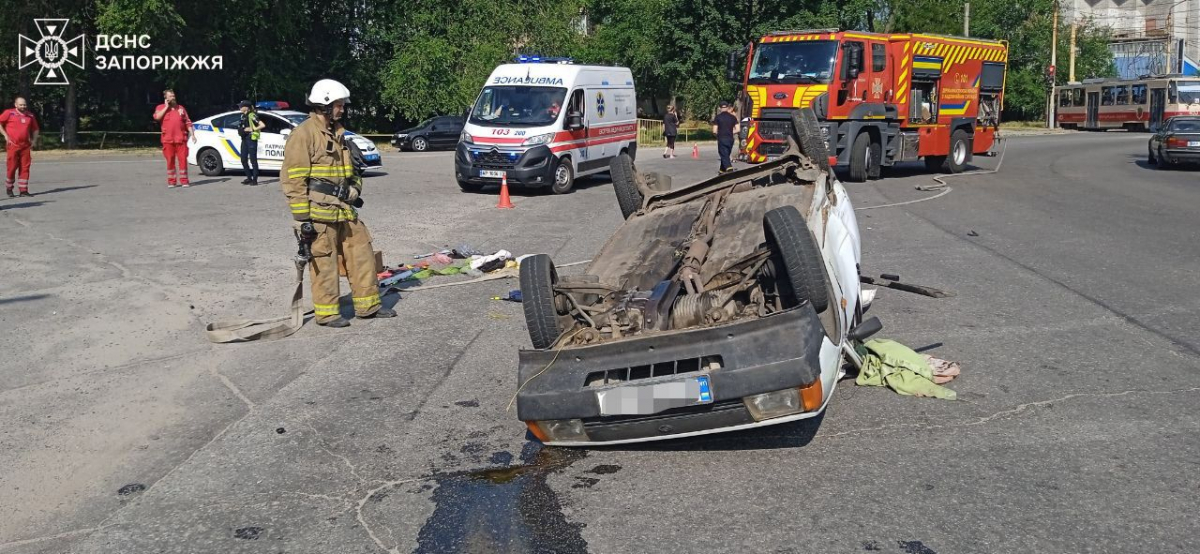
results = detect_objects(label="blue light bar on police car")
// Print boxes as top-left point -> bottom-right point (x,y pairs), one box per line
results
256,101 -> 290,110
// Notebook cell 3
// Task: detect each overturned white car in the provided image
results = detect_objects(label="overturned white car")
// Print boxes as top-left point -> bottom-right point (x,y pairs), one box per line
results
516,109 -> 871,445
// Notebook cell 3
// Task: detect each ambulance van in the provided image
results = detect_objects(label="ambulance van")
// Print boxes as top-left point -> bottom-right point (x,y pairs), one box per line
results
455,58 -> 638,194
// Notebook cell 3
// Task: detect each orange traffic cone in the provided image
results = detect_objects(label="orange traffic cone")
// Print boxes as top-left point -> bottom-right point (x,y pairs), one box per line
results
691,144 -> 700,159
497,173 -> 515,209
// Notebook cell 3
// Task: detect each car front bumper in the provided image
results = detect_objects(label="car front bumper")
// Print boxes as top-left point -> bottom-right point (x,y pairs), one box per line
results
516,304 -> 831,445
392,135 -> 410,149
455,143 -> 556,187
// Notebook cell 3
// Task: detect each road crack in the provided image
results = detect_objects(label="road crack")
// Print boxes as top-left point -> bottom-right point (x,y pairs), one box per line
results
820,387 -> 1200,440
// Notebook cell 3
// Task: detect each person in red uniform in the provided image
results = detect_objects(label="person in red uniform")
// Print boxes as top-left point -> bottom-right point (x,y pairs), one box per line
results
0,97 -> 40,198
152,89 -> 195,188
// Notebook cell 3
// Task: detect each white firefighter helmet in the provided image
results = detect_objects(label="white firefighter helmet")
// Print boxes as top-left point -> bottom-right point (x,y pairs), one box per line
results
307,79 -> 351,106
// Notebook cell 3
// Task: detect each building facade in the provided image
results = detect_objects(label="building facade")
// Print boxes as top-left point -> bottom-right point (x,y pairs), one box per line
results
1062,0 -> 1200,78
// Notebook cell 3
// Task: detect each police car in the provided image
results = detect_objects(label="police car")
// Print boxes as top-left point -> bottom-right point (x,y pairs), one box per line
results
188,101 -> 382,177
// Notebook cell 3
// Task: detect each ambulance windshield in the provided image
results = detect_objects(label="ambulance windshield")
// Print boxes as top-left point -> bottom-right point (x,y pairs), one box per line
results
748,40 -> 838,84
470,86 -> 568,127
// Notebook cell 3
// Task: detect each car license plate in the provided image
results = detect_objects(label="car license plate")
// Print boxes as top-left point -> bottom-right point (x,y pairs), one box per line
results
1188,141 -> 1200,147
480,169 -> 505,179
596,375 -> 713,416
364,153 -> 380,161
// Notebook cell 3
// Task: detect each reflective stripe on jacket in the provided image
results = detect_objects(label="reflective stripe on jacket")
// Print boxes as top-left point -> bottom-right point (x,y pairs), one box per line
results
280,115 -> 363,223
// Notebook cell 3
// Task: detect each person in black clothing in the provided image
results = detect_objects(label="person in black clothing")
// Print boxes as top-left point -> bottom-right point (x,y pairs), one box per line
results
237,100 -> 265,185
710,101 -> 740,173
662,105 -> 679,158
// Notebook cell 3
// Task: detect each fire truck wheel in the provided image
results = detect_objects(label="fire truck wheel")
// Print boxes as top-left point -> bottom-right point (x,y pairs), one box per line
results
790,108 -> 830,172
610,153 -> 643,219
848,132 -> 873,182
944,130 -> 970,173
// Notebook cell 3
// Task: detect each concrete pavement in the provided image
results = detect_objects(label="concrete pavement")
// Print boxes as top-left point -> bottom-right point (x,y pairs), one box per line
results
1,134 -> 1198,553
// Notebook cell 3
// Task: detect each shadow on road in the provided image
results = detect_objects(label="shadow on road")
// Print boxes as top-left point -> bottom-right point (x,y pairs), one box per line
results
591,411 -> 825,453
0,200 -> 51,210
0,293 -> 53,305
186,178 -> 233,186
30,185 -> 98,196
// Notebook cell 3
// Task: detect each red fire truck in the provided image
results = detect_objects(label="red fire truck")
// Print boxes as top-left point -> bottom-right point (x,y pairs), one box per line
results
729,29 -> 1009,181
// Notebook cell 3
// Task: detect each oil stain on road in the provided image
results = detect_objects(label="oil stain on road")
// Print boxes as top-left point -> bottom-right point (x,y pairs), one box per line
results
414,443 -> 589,553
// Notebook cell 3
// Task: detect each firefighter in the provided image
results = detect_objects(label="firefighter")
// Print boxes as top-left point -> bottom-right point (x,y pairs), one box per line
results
282,79 -> 396,327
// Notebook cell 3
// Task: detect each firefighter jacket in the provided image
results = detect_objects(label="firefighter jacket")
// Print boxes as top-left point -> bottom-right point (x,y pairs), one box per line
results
281,115 -> 362,223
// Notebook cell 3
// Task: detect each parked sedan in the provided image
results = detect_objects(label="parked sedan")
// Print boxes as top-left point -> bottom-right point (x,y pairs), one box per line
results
392,115 -> 464,152
1148,116 -> 1200,168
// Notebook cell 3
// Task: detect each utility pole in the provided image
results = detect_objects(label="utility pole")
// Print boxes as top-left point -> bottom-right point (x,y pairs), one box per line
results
964,3 -> 970,37
1048,1 -> 1058,128
1069,23 -> 1077,83
1165,7 -> 1173,74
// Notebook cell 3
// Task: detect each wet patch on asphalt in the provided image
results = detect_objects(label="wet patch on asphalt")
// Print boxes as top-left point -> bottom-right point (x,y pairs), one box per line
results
414,445 -> 589,554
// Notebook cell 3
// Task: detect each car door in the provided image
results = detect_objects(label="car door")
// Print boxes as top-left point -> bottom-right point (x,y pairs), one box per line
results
444,117 -> 465,148
212,113 -> 243,166
256,114 -> 290,169
429,116 -> 451,148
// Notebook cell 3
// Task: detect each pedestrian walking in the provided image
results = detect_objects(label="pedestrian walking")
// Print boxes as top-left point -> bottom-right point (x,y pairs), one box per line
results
662,105 -> 679,159
282,79 -> 396,328
153,89 -> 195,188
238,100 -> 265,185
711,100 -> 739,173
0,97 -> 40,197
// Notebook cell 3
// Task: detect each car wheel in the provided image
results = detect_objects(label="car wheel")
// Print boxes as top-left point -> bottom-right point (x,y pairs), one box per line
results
943,130 -> 969,173
551,158 -> 575,194
1148,144 -> 1157,164
609,153 -> 643,219
520,254 -> 564,350
458,179 -> 484,193
412,136 -> 428,152
790,108 -> 830,172
847,132 -> 871,182
764,205 -> 829,314
198,148 -> 224,177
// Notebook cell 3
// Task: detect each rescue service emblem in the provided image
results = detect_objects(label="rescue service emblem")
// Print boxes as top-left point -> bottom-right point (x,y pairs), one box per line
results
596,91 -> 606,118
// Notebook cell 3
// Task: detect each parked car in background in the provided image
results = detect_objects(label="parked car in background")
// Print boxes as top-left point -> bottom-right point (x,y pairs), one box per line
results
392,115 -> 465,152
1148,115 -> 1200,168
189,101 -> 382,176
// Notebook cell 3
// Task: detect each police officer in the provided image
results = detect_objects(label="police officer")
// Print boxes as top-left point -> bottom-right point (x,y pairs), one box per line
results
238,100 -> 265,185
281,79 -> 396,327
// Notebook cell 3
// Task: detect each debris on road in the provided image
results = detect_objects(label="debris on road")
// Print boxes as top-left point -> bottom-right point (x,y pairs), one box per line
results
854,339 -> 961,400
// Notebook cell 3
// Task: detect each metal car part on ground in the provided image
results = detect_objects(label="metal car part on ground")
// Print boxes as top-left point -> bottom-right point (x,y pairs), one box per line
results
515,112 -> 866,446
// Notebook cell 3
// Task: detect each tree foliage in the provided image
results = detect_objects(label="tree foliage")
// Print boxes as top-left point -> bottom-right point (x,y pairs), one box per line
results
0,0 -> 1115,138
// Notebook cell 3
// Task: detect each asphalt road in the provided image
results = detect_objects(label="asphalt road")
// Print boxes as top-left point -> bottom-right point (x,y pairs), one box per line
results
1,132 -> 1197,554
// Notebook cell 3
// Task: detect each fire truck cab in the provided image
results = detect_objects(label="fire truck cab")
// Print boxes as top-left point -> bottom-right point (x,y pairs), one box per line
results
730,30 -> 1008,181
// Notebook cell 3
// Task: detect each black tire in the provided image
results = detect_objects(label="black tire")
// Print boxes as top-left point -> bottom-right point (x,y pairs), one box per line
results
790,108 -> 830,172
847,132 -> 871,182
643,171 -> 672,192
412,136 -> 429,152
520,254 -> 562,350
457,179 -> 484,192
1148,144 -> 1157,165
764,205 -> 829,313
943,129 -> 969,173
924,156 -> 946,172
551,158 -> 575,194
609,153 -> 643,219
198,148 -> 224,177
